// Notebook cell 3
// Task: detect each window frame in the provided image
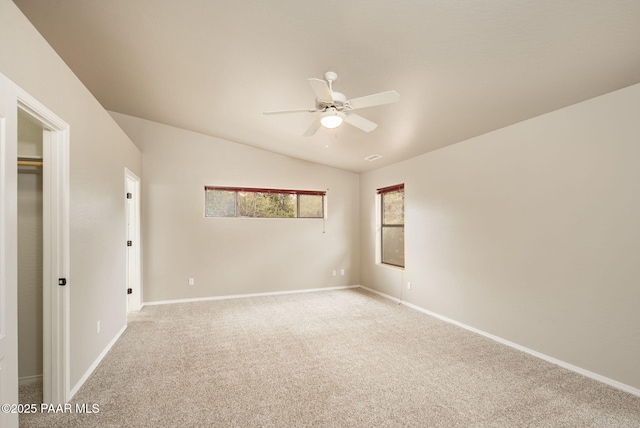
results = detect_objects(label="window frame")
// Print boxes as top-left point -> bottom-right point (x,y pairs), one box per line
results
204,186 -> 326,219
378,183 -> 405,268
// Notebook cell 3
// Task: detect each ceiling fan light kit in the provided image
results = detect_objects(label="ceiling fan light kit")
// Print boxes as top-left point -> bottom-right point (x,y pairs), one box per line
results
263,71 -> 399,136
319,108 -> 344,129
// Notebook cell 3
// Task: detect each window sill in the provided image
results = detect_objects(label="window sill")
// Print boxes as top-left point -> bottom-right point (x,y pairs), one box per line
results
378,262 -> 405,271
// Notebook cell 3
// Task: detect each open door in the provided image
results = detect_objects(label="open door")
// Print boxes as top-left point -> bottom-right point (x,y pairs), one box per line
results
0,73 -> 70,426
18,89 -> 70,405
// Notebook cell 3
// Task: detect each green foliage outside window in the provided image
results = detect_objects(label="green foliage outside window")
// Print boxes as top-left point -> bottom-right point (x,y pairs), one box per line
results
238,192 -> 296,218
205,187 -> 324,219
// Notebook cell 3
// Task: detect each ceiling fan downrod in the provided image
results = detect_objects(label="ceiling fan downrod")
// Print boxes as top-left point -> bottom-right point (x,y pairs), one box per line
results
324,71 -> 338,91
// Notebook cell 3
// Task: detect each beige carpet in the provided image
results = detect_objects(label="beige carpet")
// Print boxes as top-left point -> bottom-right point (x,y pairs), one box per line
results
19,288 -> 640,427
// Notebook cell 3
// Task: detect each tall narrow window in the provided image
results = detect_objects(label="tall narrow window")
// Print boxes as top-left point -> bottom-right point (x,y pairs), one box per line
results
378,184 -> 404,267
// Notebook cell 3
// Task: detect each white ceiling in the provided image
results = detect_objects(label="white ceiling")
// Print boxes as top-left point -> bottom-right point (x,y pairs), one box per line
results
14,0 -> 640,173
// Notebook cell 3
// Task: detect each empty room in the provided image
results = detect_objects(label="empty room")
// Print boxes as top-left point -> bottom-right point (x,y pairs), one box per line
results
1,1 -> 639,427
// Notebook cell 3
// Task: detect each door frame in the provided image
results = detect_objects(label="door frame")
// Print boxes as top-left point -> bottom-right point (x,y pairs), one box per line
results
17,87 -> 70,404
125,168 -> 142,312
0,73 -> 19,428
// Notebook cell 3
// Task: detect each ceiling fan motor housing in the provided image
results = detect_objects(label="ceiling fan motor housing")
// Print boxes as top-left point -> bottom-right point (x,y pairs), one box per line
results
316,91 -> 347,111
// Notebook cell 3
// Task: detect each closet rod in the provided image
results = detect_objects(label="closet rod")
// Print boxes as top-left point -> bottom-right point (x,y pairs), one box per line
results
18,160 -> 43,167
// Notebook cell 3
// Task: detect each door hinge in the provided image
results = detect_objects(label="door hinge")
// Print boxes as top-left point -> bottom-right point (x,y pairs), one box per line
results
58,278 -> 67,286
127,288 -> 133,295
126,192 -> 133,199
127,240 -> 133,247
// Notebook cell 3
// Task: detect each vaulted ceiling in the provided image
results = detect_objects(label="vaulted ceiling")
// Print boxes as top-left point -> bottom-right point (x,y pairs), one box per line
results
14,0 -> 640,172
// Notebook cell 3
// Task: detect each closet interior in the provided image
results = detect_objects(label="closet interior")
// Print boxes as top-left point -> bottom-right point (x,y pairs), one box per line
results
17,109 -> 44,402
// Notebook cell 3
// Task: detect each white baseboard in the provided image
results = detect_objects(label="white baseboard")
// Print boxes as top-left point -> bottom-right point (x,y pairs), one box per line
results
142,285 -> 360,307
360,285 -> 403,304
69,324 -> 127,400
359,285 -> 640,398
19,374 -> 43,385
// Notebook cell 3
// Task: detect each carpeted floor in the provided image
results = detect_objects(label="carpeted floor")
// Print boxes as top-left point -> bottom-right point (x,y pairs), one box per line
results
19,288 -> 640,427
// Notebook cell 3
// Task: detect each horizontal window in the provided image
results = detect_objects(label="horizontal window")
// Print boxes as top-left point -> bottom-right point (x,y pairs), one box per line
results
205,186 -> 325,218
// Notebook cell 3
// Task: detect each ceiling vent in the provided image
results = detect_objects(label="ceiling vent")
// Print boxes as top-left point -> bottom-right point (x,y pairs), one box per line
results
364,154 -> 382,162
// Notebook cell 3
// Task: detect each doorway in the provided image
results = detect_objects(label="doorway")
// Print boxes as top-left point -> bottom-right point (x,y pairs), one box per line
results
17,88 -> 70,405
2,74 -> 69,423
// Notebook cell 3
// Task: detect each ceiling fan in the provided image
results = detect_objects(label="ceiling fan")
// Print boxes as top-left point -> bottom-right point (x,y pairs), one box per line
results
263,71 -> 399,136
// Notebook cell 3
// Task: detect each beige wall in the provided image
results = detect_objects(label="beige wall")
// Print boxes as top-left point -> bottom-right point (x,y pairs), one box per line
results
360,83 -> 640,390
1,0 -> 143,389
111,112 -> 360,302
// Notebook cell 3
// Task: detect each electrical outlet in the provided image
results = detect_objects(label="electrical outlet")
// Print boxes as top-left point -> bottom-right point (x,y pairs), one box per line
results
188,278 -> 195,286
340,269 -> 345,276
407,282 -> 411,290
97,320 -> 101,334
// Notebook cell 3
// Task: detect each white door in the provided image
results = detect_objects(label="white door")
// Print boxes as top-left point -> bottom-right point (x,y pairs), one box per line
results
0,72 -> 20,427
125,169 -> 141,311
126,177 -> 134,311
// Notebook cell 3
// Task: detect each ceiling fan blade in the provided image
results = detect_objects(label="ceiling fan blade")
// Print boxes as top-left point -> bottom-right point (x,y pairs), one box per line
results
346,90 -> 400,110
263,108 -> 317,115
308,78 -> 334,102
344,113 -> 378,133
303,116 -> 322,137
